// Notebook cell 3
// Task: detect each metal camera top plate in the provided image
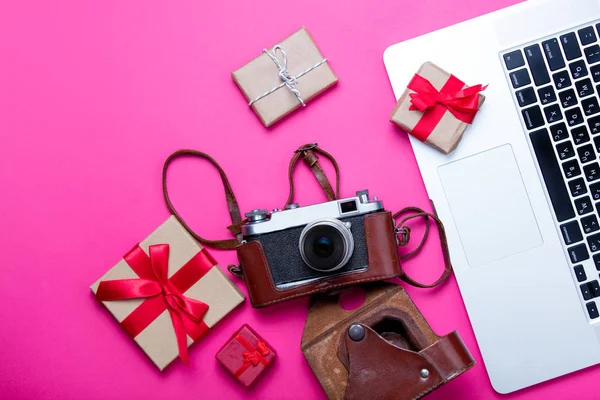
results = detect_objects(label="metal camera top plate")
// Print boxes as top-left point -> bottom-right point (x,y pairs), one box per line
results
241,190 -> 384,236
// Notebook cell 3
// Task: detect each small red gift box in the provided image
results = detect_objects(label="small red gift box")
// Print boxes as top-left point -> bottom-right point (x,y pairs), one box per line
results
216,324 -> 276,387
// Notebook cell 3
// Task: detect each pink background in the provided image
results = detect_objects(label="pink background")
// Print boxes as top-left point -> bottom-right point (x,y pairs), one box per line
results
1,0 -> 597,399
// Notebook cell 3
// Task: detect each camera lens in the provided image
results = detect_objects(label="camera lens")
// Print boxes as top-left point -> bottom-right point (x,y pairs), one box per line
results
314,236 -> 334,257
299,219 -> 354,272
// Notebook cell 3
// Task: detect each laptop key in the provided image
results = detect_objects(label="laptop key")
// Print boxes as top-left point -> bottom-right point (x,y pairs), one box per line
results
510,69 -> 531,89
578,144 -> 596,164
553,70 -> 572,90
522,105 -> 545,130
560,32 -> 583,61
576,196 -> 593,215
538,86 -> 557,105
581,282 -> 593,300
585,45 -> 600,64
544,104 -> 563,123
584,162 -> 600,182
591,182 -> 600,200
556,141 -> 575,160
594,254 -> 600,270
587,301 -> 600,319
582,214 -> 600,234
542,38 -> 566,71
562,159 -> 581,179
559,89 -> 577,108
570,244 -> 590,263
570,60 -> 588,80
579,26 -> 598,46
566,107 -> 584,126
515,87 -> 536,107
582,97 -> 600,116
576,78 -> 595,98
560,220 -> 583,245
551,122 -> 569,141
574,265 -> 587,282
503,50 -> 525,70
588,233 -> 600,252
525,44 -> 551,86
589,115 -> 600,134
590,281 -> 600,297
530,129 -> 576,222
592,64 -> 600,82
572,125 -> 590,145
569,177 -> 587,197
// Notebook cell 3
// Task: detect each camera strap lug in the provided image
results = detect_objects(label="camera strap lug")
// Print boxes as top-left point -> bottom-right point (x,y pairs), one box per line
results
227,264 -> 244,277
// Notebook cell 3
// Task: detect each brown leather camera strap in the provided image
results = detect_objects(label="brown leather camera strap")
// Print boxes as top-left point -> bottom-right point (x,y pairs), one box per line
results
162,149 -> 243,250
162,144 -> 341,251
393,207 -> 452,289
284,143 -> 341,209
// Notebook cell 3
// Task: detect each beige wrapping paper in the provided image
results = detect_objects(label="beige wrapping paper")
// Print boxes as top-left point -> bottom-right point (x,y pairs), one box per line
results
390,62 -> 485,154
232,27 -> 338,127
90,216 -> 245,371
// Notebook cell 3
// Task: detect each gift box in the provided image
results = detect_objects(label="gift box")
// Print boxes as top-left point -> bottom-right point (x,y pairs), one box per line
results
216,324 -> 276,387
232,27 -> 338,127
390,62 -> 486,154
90,216 -> 245,371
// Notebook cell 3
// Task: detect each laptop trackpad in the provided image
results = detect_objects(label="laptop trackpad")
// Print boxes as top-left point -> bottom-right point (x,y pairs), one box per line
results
438,145 -> 543,267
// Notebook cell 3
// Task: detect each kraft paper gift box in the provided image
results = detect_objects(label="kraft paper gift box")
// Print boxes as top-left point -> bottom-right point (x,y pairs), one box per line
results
232,27 -> 338,127
390,62 -> 486,154
91,216 -> 245,371
216,324 -> 276,387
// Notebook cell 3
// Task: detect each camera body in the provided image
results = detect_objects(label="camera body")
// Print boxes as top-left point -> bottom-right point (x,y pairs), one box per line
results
242,190 -> 385,289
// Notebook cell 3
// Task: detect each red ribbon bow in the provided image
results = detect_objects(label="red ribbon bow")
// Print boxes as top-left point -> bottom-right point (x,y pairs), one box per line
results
407,73 -> 487,141
234,334 -> 271,377
95,244 -> 215,365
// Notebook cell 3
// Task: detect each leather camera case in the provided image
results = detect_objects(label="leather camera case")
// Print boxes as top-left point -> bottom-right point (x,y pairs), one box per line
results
237,211 -> 401,308
301,282 -> 475,400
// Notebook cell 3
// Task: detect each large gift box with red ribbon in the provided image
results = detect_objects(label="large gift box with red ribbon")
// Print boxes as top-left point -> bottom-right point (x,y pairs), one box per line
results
390,62 -> 486,154
90,216 -> 245,371
216,324 -> 276,387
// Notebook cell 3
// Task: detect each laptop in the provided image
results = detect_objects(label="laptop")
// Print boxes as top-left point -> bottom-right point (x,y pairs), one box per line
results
384,0 -> 600,394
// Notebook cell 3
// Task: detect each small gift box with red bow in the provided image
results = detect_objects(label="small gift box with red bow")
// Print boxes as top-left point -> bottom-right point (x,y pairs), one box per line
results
390,62 -> 486,154
216,324 -> 276,387
90,216 -> 245,371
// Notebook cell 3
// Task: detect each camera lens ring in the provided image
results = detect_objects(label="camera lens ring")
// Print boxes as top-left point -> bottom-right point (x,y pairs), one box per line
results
299,218 -> 354,272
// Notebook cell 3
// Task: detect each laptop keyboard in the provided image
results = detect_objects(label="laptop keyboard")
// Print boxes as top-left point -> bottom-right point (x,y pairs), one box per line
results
502,22 -> 600,321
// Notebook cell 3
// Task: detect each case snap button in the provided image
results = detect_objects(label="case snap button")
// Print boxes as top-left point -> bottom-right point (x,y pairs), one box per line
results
420,369 -> 430,379
348,324 -> 365,341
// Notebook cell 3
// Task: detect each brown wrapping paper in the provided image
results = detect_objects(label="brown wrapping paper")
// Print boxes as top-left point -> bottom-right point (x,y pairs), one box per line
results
90,216 -> 245,371
232,27 -> 338,127
390,62 -> 485,154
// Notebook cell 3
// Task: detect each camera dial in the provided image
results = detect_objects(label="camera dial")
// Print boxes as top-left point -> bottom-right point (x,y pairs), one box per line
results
299,218 -> 354,273
245,209 -> 268,223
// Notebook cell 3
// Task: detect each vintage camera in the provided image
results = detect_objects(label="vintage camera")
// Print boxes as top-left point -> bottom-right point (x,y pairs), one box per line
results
241,190 -> 385,289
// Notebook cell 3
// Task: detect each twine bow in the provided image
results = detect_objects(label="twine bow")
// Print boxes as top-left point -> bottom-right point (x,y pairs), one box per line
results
248,45 -> 327,107
264,46 -> 305,106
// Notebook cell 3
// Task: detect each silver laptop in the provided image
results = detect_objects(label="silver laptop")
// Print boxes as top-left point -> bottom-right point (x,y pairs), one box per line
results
384,0 -> 600,394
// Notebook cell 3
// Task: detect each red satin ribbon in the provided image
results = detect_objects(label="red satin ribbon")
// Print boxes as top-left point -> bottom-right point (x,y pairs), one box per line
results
95,244 -> 215,365
233,334 -> 271,378
408,73 -> 486,141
